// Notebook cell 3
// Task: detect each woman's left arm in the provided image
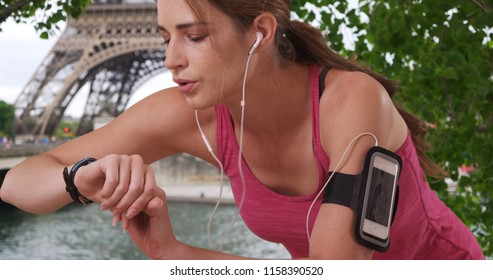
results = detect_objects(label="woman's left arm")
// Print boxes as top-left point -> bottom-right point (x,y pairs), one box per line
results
309,69 -> 408,259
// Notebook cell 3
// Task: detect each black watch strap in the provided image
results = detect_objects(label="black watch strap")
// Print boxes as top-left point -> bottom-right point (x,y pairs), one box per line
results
63,157 -> 97,205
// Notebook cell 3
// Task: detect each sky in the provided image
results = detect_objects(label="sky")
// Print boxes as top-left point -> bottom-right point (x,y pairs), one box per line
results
0,19 -> 174,117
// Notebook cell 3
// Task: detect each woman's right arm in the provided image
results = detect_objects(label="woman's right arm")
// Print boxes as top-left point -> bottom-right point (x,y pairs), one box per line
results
1,152 -> 77,213
0,88 -> 209,215
0,152 -> 159,216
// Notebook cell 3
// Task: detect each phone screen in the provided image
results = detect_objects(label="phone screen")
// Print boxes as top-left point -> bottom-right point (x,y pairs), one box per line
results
361,155 -> 399,241
365,166 -> 396,227
358,149 -> 401,250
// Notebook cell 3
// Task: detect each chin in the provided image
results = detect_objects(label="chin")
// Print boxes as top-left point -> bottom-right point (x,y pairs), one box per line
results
185,97 -> 215,111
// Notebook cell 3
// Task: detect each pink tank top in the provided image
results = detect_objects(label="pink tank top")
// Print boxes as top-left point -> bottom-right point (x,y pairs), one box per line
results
214,65 -> 484,259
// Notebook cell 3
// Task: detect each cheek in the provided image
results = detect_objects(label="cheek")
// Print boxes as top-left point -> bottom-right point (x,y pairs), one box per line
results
191,39 -> 248,97
200,54 -> 243,90
213,66 -> 243,95
218,50 -> 249,83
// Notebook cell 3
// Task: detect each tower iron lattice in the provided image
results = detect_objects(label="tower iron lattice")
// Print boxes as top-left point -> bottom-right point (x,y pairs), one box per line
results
14,1 -> 166,136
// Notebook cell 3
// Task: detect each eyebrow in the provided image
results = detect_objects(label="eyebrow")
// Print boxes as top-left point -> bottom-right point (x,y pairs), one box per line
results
157,22 -> 208,32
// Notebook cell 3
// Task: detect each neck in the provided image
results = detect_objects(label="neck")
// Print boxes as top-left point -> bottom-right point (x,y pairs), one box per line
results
227,63 -> 312,138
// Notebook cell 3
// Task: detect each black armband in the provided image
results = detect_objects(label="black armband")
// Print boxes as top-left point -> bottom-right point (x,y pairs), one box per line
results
322,172 -> 362,212
322,146 -> 402,252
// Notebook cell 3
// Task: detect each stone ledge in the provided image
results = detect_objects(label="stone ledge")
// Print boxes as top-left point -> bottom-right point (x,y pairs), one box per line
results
163,184 -> 235,205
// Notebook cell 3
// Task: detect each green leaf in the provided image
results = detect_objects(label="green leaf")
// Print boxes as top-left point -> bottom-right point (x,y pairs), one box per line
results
39,31 -> 49,39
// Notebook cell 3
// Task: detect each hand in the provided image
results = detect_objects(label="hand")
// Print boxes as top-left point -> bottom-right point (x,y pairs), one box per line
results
124,188 -> 177,260
74,154 -> 159,221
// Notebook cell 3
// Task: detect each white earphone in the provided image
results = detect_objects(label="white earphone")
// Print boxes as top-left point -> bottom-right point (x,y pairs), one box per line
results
248,32 -> 263,55
196,30 -> 263,250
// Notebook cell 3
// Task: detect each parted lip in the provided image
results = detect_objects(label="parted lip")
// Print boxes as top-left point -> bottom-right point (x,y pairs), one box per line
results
173,78 -> 196,85
173,78 -> 197,94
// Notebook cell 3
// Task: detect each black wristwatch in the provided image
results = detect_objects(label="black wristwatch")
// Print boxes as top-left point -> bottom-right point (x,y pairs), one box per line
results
63,157 -> 97,205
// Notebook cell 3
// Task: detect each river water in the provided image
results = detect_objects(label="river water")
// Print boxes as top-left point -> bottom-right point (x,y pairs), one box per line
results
0,201 -> 290,260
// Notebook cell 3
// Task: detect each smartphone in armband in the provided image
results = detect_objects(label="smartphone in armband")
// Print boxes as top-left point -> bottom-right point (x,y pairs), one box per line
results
355,146 -> 401,252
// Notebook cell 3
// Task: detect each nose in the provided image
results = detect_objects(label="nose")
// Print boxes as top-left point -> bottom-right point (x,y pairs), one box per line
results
164,39 -> 187,70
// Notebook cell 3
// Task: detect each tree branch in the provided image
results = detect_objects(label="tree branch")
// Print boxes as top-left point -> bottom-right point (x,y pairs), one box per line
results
470,0 -> 491,13
0,0 -> 35,24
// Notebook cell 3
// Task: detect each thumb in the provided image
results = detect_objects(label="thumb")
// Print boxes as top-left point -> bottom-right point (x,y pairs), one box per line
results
144,195 -> 165,216
141,188 -> 173,237
124,188 -> 171,238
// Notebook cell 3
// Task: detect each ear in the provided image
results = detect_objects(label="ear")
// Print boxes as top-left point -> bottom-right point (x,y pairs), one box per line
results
249,12 -> 277,53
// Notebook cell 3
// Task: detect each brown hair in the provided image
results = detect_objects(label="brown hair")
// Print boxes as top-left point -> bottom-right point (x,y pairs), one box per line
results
184,0 -> 447,179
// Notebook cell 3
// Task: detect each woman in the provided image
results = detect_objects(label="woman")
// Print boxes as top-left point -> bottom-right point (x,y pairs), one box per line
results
0,0 -> 484,259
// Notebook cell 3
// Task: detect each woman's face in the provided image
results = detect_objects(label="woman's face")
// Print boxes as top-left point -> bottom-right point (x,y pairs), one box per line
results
157,0 -> 251,109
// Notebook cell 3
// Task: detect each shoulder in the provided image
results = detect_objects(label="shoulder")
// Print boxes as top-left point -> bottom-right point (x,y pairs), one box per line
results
319,69 -> 407,172
320,69 -> 390,116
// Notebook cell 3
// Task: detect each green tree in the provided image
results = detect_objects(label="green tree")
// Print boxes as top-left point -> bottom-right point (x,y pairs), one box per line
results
292,0 -> 493,257
0,100 -> 15,137
0,0 -> 90,38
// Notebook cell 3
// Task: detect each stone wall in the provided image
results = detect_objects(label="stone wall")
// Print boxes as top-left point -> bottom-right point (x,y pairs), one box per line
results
151,154 -> 225,186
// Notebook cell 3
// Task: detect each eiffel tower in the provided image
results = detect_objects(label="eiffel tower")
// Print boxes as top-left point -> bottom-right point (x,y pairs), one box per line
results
14,0 -> 166,136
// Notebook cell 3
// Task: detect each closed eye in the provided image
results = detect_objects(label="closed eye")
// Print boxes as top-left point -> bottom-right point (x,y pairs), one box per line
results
188,34 -> 208,43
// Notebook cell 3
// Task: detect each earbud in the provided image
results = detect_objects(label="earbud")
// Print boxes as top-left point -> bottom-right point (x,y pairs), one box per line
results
248,32 -> 263,55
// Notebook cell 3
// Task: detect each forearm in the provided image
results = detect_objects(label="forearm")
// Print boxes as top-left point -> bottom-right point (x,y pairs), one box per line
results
0,153 -> 72,214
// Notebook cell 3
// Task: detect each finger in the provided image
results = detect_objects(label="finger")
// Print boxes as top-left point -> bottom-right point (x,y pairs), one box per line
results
122,197 -> 163,230
99,158 -> 120,210
125,195 -> 165,231
125,196 -> 164,231
99,155 -> 122,199
125,165 -> 157,219
121,215 -> 129,231
113,155 -> 147,217
124,189 -> 170,253
144,196 -> 165,215
140,187 -> 167,216
112,214 -> 121,227
102,156 -> 132,211
140,189 -> 171,239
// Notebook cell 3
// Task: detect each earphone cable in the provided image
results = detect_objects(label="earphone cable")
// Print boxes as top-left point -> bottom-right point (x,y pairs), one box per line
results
194,50 -> 254,250
305,132 -> 378,243
217,49 -> 254,250
194,110 -> 225,248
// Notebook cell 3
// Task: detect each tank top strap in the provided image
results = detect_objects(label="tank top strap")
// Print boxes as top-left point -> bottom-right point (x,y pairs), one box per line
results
310,64 -> 331,178
319,65 -> 330,98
